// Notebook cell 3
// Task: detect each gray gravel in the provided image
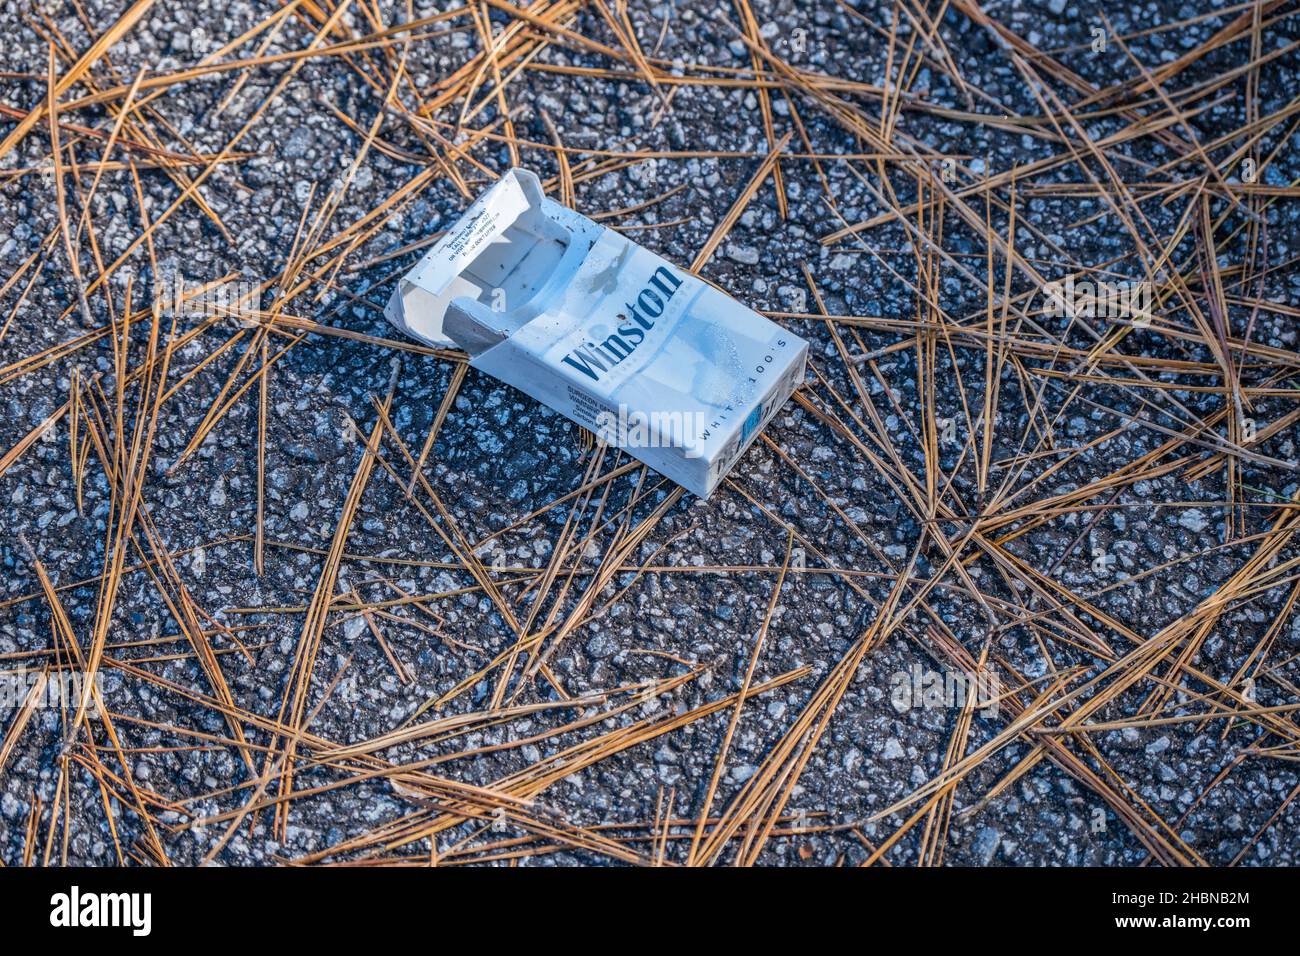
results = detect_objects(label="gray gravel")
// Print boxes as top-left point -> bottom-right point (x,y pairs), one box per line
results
1,0 -> 1299,866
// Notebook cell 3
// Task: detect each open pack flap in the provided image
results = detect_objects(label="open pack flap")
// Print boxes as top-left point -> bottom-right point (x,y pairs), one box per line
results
385,168 -> 596,351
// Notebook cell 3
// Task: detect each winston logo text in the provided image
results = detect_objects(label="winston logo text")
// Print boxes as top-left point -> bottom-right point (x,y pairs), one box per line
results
560,265 -> 683,382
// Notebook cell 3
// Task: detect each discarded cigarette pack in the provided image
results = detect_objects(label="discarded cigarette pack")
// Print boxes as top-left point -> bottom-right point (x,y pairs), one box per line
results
385,168 -> 807,497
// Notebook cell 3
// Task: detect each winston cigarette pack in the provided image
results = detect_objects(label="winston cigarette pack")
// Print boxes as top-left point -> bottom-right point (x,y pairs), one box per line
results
385,168 -> 807,497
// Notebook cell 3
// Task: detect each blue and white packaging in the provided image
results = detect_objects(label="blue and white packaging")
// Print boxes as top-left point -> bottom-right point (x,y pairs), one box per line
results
385,168 -> 807,497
